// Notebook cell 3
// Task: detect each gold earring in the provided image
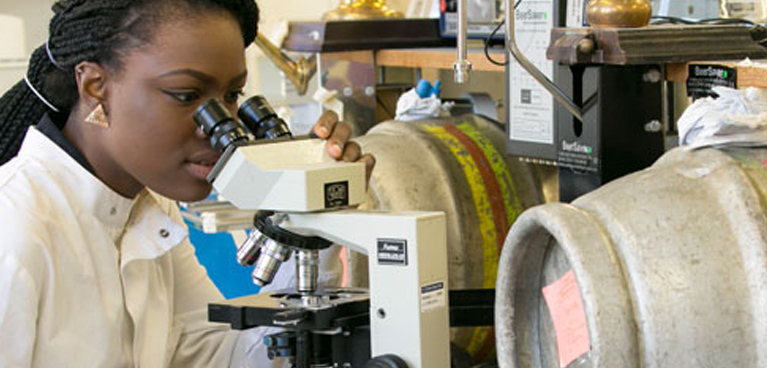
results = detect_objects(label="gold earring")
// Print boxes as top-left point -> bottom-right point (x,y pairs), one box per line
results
84,104 -> 109,128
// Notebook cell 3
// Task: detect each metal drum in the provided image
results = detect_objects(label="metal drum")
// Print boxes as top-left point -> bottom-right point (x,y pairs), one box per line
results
353,115 -> 545,362
496,146 -> 767,368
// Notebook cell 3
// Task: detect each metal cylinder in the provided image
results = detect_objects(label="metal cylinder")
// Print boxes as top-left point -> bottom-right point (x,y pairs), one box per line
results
496,146 -> 767,367
353,115 -> 548,361
251,239 -> 292,287
295,250 -> 319,295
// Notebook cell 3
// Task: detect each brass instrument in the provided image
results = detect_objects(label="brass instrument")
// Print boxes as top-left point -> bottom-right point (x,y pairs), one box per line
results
254,33 -> 316,96
323,0 -> 404,21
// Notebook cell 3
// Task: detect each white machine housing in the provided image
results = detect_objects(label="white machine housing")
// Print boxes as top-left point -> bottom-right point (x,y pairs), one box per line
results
212,139 -> 367,212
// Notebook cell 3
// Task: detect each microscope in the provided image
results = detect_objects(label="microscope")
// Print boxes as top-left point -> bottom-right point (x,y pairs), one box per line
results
195,97 -> 450,368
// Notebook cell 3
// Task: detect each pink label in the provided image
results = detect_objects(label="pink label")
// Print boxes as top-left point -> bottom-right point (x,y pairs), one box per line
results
542,270 -> 591,367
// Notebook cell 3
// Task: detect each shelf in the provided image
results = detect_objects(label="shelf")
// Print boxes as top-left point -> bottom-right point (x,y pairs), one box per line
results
314,47 -> 767,86
319,47 -> 507,72
376,48 -> 506,72
283,19 -> 453,52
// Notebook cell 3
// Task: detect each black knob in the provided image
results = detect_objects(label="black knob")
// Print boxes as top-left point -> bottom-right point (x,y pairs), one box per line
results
364,354 -> 409,368
264,331 -> 296,360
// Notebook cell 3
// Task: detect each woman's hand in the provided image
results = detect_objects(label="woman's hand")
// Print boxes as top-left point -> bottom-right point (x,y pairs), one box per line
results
312,111 -> 375,184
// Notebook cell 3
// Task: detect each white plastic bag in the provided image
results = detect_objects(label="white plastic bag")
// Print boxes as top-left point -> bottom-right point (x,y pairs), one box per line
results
395,88 -> 453,122
678,86 -> 767,148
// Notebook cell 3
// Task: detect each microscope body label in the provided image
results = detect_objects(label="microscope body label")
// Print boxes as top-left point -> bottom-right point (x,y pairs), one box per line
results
420,281 -> 446,313
377,238 -> 408,266
324,181 -> 349,208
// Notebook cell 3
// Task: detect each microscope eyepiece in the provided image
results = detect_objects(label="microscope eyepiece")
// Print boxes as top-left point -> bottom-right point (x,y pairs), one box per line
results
194,99 -> 250,152
238,96 -> 292,140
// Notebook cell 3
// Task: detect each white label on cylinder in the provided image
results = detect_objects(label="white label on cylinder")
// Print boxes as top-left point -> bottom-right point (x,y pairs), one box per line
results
542,270 -> 591,368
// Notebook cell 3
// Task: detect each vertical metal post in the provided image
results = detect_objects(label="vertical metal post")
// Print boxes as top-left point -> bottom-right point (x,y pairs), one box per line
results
453,0 -> 472,84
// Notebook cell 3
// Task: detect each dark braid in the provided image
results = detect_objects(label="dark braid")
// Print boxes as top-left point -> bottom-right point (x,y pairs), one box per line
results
0,0 -> 259,165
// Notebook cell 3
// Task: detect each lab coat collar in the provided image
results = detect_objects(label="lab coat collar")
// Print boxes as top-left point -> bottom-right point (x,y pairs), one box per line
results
17,127 -> 187,261
35,113 -> 94,173
120,192 -> 187,266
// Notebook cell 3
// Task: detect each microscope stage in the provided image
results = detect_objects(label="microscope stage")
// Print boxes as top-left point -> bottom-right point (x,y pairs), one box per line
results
209,288 -> 370,331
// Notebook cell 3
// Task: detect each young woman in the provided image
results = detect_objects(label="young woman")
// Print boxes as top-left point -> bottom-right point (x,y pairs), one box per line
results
0,0 -> 374,367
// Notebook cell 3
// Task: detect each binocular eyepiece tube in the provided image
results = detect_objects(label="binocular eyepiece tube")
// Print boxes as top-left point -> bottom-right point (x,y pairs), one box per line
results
238,96 -> 292,140
193,96 -> 292,153
193,99 -> 250,152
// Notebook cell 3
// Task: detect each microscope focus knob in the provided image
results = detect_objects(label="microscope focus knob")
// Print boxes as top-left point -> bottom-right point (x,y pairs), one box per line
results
364,354 -> 408,368
263,331 -> 296,360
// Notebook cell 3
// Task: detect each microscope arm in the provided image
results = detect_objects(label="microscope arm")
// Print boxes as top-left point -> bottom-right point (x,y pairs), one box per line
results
281,210 -> 451,368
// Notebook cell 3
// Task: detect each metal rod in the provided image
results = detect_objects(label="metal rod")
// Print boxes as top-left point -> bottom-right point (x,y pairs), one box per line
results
504,0 -> 583,121
254,33 -> 317,96
660,65 -> 671,134
453,0 -> 472,84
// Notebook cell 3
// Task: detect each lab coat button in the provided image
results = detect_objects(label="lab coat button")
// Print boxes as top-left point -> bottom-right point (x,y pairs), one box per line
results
109,207 -> 116,215
159,229 -> 170,238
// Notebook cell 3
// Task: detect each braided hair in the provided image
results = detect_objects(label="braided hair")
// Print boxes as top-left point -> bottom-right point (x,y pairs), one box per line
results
0,0 -> 259,165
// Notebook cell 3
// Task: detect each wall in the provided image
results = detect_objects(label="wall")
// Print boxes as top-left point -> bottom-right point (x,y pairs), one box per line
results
0,0 -> 415,113
0,0 -> 54,54
0,0 -> 54,93
0,0 -> 412,54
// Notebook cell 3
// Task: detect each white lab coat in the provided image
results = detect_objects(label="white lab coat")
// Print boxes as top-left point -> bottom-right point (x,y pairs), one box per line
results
0,126 -> 245,367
